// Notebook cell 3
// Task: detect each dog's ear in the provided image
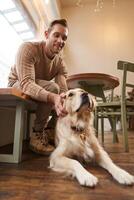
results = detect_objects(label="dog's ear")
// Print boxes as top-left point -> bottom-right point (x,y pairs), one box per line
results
90,97 -> 97,111
60,93 -> 66,99
61,93 -> 67,110
60,93 -> 67,105
63,94 -> 67,99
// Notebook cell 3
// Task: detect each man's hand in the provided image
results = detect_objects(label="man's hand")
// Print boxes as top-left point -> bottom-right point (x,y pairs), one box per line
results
47,92 -> 67,117
54,93 -> 67,116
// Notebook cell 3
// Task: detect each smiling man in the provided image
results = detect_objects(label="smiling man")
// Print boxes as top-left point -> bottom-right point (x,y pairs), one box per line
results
8,19 -> 69,154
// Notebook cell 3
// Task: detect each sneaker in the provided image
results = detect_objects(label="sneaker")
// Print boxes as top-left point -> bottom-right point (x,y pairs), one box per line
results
29,131 -> 54,155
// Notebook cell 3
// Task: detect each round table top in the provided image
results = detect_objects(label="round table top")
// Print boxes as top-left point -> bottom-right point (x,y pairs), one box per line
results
67,73 -> 119,91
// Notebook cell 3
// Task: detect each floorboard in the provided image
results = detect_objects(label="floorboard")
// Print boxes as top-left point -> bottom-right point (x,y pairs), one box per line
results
0,131 -> 134,200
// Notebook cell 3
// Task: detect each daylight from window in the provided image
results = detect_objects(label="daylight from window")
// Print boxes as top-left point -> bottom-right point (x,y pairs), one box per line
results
0,0 -> 35,87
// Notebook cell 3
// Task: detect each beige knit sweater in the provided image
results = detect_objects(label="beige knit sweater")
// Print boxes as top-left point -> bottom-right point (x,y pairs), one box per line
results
8,41 -> 68,102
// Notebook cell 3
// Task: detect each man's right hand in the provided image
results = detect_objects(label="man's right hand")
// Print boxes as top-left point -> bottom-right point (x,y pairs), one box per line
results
47,93 -> 67,117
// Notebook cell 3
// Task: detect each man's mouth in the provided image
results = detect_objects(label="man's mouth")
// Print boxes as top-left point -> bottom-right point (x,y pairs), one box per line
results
54,44 -> 63,51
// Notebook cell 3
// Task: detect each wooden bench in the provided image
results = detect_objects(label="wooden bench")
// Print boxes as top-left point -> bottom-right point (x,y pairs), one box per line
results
0,88 -> 37,163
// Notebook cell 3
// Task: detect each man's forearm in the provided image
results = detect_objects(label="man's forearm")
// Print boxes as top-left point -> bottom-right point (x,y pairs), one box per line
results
55,74 -> 68,93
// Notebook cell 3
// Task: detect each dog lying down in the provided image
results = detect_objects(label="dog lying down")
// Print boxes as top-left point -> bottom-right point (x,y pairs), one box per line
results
50,88 -> 134,187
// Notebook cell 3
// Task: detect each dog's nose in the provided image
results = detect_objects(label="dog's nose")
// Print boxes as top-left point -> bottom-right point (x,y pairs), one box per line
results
81,92 -> 89,104
82,92 -> 88,98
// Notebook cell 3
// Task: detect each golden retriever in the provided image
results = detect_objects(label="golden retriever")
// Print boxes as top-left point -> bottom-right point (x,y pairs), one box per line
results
50,88 -> 134,187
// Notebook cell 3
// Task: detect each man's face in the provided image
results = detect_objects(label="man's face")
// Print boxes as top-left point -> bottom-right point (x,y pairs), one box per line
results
45,24 -> 68,56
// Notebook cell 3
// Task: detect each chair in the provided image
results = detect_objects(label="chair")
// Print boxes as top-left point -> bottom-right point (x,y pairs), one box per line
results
95,89 -> 119,143
96,60 -> 134,152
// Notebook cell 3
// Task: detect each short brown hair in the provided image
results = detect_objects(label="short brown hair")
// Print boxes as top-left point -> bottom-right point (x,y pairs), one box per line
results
48,19 -> 68,32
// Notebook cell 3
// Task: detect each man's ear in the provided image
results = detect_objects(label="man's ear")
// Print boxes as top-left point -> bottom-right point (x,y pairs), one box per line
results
44,30 -> 49,39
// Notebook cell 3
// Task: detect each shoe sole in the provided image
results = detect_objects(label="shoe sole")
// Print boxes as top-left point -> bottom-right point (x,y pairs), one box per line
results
29,145 -> 54,156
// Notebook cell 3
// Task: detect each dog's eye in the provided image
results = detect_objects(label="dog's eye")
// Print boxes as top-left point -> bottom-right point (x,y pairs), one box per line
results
68,92 -> 74,97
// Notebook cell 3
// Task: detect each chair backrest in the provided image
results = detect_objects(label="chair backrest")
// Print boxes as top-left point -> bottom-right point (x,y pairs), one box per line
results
117,61 -> 134,102
118,61 -> 134,73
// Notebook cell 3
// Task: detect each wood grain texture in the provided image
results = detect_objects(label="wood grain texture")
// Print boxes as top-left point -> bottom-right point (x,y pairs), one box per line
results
0,131 -> 134,200
0,88 -> 30,100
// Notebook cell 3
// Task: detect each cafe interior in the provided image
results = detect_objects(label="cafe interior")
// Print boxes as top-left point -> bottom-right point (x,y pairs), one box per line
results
0,0 -> 134,199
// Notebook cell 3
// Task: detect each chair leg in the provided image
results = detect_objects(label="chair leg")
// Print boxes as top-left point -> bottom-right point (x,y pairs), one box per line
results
94,108 -> 98,137
112,117 -> 119,143
101,117 -> 104,143
121,104 -> 129,152
96,117 -> 99,138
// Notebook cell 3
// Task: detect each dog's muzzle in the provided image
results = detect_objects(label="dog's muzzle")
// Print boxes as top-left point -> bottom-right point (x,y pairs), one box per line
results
76,92 -> 90,112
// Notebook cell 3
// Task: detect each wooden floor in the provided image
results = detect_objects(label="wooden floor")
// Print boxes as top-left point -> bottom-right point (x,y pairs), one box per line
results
0,131 -> 134,200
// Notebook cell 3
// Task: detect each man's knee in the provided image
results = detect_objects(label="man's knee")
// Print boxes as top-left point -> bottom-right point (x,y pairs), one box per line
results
36,80 -> 60,94
49,82 -> 60,94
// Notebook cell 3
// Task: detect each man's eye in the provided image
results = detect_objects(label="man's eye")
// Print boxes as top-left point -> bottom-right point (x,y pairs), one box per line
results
62,35 -> 67,41
68,93 -> 74,97
54,33 -> 60,37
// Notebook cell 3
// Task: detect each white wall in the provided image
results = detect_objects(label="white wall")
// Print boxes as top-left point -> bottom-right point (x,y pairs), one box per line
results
61,0 -> 134,94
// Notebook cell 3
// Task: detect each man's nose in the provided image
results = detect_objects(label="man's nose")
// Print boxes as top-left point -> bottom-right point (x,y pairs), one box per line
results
57,36 -> 63,43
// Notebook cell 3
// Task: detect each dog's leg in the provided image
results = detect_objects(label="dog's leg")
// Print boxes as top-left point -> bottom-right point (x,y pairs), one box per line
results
98,149 -> 134,185
50,146 -> 98,187
89,135 -> 134,185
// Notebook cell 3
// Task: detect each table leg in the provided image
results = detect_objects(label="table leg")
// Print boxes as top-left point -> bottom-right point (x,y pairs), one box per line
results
78,81 -> 113,130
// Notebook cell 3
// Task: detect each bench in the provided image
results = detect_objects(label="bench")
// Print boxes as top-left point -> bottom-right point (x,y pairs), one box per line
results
0,88 -> 37,163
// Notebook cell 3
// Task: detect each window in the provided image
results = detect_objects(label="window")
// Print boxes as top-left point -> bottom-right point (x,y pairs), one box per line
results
0,0 -> 36,87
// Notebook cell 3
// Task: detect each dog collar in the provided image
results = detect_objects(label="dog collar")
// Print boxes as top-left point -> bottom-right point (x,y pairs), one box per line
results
71,126 -> 84,132
71,126 -> 87,142
80,133 -> 87,141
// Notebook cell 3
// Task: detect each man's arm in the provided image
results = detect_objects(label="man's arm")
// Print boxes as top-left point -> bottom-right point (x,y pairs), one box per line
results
55,74 -> 68,93
16,43 -> 67,116
55,56 -> 68,93
16,42 -> 50,102
53,58 -> 68,116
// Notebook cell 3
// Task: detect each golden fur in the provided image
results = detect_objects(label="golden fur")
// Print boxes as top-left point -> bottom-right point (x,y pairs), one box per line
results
50,88 -> 134,187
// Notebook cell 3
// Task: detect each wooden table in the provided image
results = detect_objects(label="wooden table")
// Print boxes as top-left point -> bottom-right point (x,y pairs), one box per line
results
67,73 -> 119,101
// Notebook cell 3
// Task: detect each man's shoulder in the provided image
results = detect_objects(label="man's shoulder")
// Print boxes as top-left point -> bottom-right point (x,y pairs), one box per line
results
18,42 -> 36,52
18,41 -> 44,57
20,41 -> 43,49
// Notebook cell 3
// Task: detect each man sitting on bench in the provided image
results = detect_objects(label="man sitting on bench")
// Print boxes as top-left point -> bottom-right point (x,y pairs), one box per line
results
7,19 -> 69,155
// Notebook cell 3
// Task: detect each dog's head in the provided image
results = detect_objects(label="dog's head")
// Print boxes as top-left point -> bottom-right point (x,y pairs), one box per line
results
63,88 -> 96,114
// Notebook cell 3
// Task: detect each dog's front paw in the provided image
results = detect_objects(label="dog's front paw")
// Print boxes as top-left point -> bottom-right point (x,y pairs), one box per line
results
76,170 -> 98,187
112,167 -> 134,185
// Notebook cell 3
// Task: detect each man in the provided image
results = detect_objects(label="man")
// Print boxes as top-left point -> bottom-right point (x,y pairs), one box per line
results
8,19 -> 69,154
